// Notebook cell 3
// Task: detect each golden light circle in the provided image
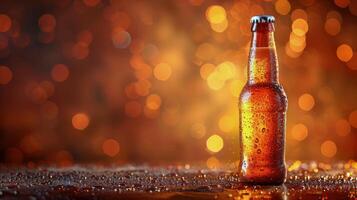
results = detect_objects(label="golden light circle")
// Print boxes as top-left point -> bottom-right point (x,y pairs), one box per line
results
292,18 -> 309,36
289,32 -> 306,53
72,113 -> 90,130
153,63 -> 172,81
206,134 -> 224,153
291,123 -> 308,141
320,140 -> 337,158
291,9 -> 308,21
210,19 -> 228,33
206,156 -> 220,169
146,94 -> 162,110
298,93 -> 315,111
200,63 -> 215,80
216,61 -> 236,80
230,80 -> 242,97
275,0 -> 291,15
206,5 -> 227,24
289,32 -> 306,47
285,42 -> 302,58
336,44 -> 353,62
207,72 -> 225,90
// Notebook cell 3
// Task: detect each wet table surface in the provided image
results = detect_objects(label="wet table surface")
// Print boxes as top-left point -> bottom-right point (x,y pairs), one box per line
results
0,161 -> 356,199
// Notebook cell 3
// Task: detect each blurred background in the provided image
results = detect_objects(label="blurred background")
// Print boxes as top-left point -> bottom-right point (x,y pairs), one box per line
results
0,0 -> 356,167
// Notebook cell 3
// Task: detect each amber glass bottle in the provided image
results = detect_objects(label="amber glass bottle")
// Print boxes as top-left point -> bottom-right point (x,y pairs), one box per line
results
238,15 -> 288,185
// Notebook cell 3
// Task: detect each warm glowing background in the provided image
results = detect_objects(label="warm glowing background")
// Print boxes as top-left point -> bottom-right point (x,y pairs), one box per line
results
0,0 -> 356,167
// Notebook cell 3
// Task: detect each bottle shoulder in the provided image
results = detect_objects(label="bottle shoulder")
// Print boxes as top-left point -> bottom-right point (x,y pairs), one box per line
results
239,82 -> 288,111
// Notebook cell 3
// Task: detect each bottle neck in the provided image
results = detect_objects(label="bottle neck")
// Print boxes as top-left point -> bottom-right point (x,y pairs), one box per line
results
248,27 -> 278,84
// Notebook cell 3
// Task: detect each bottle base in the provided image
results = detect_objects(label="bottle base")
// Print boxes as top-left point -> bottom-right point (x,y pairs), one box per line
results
238,166 -> 286,185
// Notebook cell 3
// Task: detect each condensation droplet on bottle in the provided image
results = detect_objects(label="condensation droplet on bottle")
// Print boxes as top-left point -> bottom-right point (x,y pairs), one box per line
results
257,149 -> 261,154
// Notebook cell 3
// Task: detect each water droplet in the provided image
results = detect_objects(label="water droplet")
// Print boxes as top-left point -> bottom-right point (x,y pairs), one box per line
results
254,138 -> 259,143
257,149 -> 261,154
262,128 -> 266,132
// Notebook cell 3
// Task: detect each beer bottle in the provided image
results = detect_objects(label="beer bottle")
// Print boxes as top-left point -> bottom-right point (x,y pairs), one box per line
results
238,15 -> 288,184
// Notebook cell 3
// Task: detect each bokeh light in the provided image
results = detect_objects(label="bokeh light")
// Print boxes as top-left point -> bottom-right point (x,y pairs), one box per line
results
320,140 -> 337,158
334,0 -> 350,8
336,44 -> 353,62
275,0 -> 291,15
0,66 -> 13,85
200,63 -> 215,80
153,63 -> 172,81
102,139 -> 120,157
298,93 -> 315,111
0,1 -> 355,165
112,29 -> 131,49
206,156 -> 220,169
291,123 -> 308,141
146,94 -> 162,110
291,9 -> 307,21
292,18 -> 308,36
72,113 -> 90,130
206,5 -> 226,24
38,14 -> 56,33
51,64 -> 69,82
206,134 -> 224,153
0,14 -> 12,32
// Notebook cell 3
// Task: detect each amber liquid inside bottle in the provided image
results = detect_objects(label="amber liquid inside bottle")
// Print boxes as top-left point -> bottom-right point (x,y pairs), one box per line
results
238,19 -> 288,185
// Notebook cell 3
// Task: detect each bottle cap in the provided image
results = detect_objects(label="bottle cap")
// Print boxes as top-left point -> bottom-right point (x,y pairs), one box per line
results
250,15 -> 275,32
250,15 -> 275,23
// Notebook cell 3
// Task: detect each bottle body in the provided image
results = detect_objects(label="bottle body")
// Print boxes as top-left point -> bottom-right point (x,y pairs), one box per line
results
238,16 -> 287,184
239,83 -> 287,184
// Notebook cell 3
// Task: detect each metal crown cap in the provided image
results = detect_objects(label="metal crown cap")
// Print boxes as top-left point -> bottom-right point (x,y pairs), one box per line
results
250,15 -> 275,23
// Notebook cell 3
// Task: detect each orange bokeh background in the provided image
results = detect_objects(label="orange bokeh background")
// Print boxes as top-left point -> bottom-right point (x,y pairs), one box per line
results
0,0 -> 356,167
